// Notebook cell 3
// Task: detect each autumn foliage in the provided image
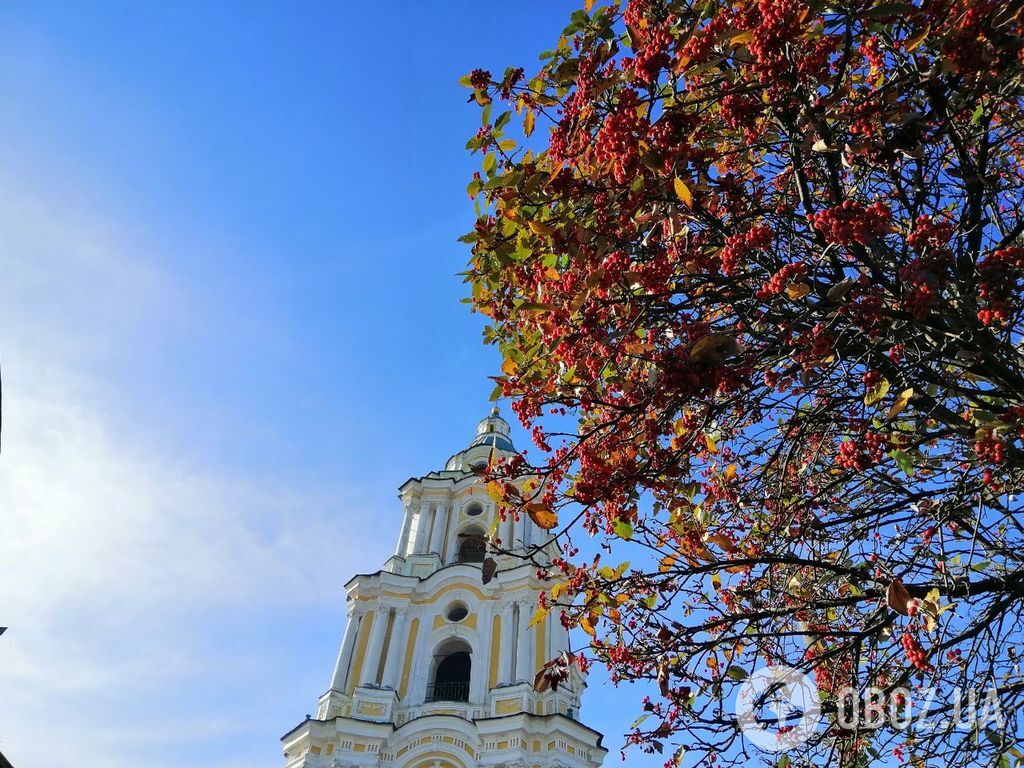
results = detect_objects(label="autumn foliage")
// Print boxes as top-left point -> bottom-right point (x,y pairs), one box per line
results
462,0 -> 1024,765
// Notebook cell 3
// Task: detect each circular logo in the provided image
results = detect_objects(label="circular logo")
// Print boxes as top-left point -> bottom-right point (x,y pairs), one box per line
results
734,665 -> 822,752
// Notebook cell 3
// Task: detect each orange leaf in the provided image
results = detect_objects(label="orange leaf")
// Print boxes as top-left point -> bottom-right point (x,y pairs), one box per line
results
526,503 -> 559,530
786,281 -> 810,300
580,613 -> 597,637
886,579 -> 913,615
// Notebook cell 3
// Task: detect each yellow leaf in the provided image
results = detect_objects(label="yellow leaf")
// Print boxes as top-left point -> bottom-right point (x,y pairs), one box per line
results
526,503 -> 559,530
529,220 -> 556,236
904,24 -> 931,53
724,463 -> 737,481
501,357 -> 518,376
711,572 -> 721,591
545,266 -> 560,281
864,377 -> 891,407
704,434 -> 718,453
729,30 -> 754,45
887,388 -> 914,420
659,552 -> 678,573
524,109 -> 536,137
487,480 -> 505,502
673,177 -> 693,207
786,281 -> 810,300
528,605 -> 549,628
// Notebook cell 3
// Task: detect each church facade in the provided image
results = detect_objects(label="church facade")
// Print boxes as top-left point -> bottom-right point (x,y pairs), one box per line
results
281,410 -> 607,768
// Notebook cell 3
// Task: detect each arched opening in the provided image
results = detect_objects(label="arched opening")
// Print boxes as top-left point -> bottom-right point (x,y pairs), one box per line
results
457,528 -> 486,563
427,639 -> 471,702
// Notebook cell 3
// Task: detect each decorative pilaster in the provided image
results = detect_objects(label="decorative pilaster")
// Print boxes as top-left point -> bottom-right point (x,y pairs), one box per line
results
395,495 -> 419,556
499,603 -> 515,684
382,611 -> 408,690
329,611 -> 360,691
413,502 -> 433,553
359,609 -> 390,686
515,600 -> 533,683
428,502 -> 449,556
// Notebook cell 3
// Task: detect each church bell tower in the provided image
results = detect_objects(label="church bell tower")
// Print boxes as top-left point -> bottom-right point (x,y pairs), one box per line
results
281,409 -> 607,768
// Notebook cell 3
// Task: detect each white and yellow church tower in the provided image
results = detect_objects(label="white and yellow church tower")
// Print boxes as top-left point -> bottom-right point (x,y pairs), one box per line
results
281,409 -> 607,768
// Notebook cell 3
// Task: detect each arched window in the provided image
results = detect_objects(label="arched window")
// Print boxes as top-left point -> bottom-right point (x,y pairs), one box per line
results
457,528 -> 487,563
427,639 -> 471,702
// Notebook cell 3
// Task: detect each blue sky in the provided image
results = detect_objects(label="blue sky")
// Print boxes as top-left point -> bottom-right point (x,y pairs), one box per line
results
0,3 -> 662,767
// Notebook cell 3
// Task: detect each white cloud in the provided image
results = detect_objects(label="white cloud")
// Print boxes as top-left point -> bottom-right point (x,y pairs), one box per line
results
0,179 -> 392,767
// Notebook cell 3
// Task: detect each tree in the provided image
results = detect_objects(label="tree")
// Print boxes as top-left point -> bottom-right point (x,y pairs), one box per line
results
462,2 -> 1024,766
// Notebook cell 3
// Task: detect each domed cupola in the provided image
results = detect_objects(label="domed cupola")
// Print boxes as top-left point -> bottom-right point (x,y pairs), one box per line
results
468,406 -> 515,452
445,406 -> 516,471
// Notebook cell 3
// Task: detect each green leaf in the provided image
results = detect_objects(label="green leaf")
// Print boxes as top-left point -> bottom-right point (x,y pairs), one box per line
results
614,520 -> 634,540
889,449 -> 916,477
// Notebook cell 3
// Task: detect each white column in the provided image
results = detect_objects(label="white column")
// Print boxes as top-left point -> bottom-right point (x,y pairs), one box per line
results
359,608 -> 390,686
428,502 -> 449,556
383,611 -> 408,690
472,610 -> 493,702
499,604 -> 515,684
329,612 -> 360,691
413,503 -> 433,553
396,497 -> 419,556
445,504 -> 461,563
505,513 -> 516,550
516,600 -> 532,682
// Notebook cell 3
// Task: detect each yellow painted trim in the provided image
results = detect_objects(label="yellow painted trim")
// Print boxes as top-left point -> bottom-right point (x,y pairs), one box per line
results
535,613 -> 547,673
415,581 -> 490,604
404,751 -> 469,768
398,617 -> 419,699
346,611 -> 374,695
489,614 -> 501,689
432,614 -> 445,630
353,581 -> 493,604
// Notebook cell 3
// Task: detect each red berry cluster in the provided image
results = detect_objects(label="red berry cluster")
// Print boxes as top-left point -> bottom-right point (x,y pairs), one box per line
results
756,261 -> 807,298
862,370 -> 884,389
898,252 -> 950,320
593,88 -> 648,184
837,432 -> 889,471
808,200 -> 892,246
469,68 -> 491,90
861,34 -> 884,72
973,428 -> 1007,465
719,225 -> 774,276
901,627 -> 932,671
678,12 -> 732,65
748,0 -> 800,83
907,215 -> 955,253
977,246 -> 1024,326
630,22 -> 673,82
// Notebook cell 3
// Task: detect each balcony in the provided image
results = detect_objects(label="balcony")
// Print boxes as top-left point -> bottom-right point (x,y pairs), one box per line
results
425,681 -> 470,702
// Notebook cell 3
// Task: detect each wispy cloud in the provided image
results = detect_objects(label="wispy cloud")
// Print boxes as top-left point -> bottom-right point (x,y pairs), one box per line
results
0,178 -> 392,767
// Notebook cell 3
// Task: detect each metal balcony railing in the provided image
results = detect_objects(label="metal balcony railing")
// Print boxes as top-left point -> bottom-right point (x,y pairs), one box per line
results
425,681 -> 470,702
